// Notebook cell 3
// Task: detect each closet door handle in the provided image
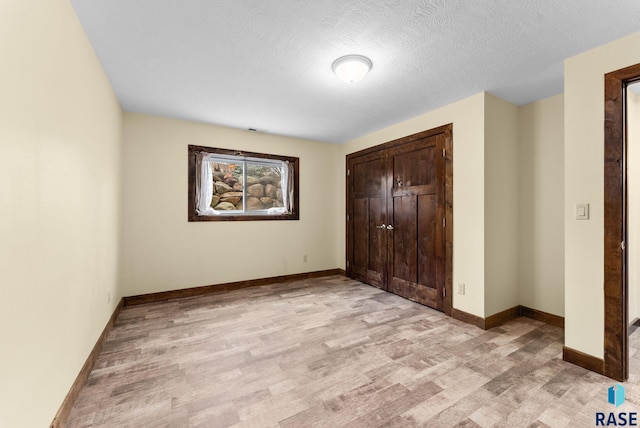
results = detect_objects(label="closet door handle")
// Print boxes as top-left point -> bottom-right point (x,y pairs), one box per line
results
376,224 -> 386,229
386,225 -> 394,230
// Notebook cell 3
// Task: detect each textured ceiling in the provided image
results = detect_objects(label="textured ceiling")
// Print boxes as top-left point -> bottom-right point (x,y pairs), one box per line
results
70,0 -> 640,143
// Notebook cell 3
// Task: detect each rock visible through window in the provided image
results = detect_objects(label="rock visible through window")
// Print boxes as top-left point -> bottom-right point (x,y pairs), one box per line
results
188,145 -> 299,221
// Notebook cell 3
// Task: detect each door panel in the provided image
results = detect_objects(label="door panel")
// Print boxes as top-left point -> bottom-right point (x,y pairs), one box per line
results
388,276 -> 438,307
393,144 -> 436,187
392,195 -> 417,283
368,197 -> 385,285
353,158 -> 384,195
417,194 -> 437,289
352,198 -> 369,281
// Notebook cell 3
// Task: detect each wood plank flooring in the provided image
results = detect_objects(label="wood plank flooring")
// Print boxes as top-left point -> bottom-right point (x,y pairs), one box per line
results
66,275 -> 640,427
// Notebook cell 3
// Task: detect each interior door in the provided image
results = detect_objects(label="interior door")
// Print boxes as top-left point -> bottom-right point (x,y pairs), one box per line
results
347,151 -> 387,289
387,134 -> 445,310
346,124 -> 451,314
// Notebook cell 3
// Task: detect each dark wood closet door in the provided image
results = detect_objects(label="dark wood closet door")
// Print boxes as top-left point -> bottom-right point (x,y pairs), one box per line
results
347,151 -> 387,289
387,133 -> 445,310
346,124 -> 452,315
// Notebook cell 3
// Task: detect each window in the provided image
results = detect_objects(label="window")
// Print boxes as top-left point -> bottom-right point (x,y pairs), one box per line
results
188,145 -> 299,221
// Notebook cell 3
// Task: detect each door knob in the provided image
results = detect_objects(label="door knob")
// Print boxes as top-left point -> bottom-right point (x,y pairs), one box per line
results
386,225 -> 394,230
376,224 -> 386,229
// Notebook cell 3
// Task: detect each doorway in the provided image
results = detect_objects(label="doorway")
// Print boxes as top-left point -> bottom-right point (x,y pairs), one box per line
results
603,63 -> 640,381
628,82 -> 640,332
346,124 -> 453,315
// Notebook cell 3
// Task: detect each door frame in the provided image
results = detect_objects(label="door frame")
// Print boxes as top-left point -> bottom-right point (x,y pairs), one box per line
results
345,123 -> 453,316
604,63 -> 640,381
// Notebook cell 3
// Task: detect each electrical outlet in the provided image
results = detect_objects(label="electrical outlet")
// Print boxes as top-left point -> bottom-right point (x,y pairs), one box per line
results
457,283 -> 465,295
303,254 -> 308,263
107,290 -> 112,303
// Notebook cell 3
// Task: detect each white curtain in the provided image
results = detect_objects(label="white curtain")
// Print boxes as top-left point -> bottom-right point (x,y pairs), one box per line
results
267,160 -> 291,215
195,152 -> 216,215
280,161 -> 291,213
285,160 -> 294,214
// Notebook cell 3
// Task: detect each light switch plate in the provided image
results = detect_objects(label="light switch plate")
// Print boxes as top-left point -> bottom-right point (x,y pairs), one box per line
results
576,203 -> 590,220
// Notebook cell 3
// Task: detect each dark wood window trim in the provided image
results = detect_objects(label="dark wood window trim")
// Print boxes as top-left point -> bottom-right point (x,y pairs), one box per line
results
188,145 -> 299,222
603,63 -> 640,381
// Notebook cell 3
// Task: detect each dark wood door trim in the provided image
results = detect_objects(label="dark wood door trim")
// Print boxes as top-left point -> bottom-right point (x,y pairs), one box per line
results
347,124 -> 452,159
603,62 -> 640,381
346,124 -> 453,316
443,127 -> 453,316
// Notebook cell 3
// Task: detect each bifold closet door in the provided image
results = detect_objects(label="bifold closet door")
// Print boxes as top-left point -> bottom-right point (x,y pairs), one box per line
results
387,133 -> 445,311
348,151 -> 387,289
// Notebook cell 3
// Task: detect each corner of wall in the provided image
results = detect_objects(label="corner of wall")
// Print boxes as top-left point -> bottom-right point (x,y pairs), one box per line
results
483,93 -> 520,316
517,94 -> 565,318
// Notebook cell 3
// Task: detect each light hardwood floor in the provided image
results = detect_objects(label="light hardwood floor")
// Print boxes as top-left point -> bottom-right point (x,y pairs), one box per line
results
67,275 -> 640,427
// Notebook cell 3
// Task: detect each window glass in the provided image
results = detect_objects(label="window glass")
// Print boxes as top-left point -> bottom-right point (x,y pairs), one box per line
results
188,145 -> 299,221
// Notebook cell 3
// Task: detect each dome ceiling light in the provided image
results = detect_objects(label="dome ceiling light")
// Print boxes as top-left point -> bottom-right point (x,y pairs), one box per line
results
332,55 -> 372,84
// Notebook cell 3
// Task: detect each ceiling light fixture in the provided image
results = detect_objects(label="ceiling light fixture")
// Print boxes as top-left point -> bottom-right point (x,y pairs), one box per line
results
332,55 -> 372,84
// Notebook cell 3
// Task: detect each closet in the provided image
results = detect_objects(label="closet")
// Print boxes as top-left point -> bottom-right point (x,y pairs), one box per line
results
346,124 -> 452,314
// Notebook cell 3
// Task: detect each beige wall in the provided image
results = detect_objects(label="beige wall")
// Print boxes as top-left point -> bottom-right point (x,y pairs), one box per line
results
484,94 -> 520,316
564,32 -> 640,358
518,94 -> 565,316
340,93 -> 487,317
629,88 -> 640,322
0,1 -> 122,427
121,113 -> 342,296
